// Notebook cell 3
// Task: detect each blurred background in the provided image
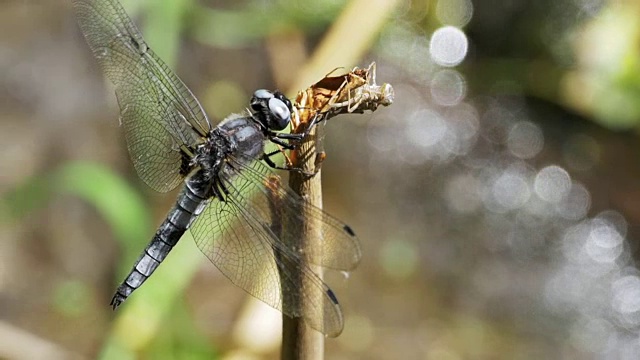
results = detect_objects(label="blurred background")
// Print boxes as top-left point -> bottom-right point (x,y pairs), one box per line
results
3,0 -> 640,359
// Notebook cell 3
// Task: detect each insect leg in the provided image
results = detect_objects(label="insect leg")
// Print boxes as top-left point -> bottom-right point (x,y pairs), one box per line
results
262,153 -> 315,176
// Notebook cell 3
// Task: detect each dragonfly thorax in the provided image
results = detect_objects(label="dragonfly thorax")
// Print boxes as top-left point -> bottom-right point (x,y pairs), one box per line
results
214,115 -> 266,165
192,115 -> 266,199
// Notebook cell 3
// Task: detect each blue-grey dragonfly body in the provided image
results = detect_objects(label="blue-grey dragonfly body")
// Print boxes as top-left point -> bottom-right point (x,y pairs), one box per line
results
72,0 -> 361,336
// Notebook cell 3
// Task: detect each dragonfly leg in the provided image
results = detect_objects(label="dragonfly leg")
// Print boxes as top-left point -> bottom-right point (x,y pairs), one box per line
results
262,152 -> 316,177
272,132 -> 305,142
268,112 -> 325,147
289,112 -> 325,140
269,135 -> 297,149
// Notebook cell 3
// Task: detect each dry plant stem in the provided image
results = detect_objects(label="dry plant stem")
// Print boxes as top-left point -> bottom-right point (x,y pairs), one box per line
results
280,125 -> 324,360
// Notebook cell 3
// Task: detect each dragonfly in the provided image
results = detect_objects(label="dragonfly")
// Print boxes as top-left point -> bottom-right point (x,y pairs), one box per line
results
72,0 -> 361,337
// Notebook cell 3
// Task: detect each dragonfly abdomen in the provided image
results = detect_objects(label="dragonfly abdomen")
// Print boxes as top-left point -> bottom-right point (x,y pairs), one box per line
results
110,178 -> 207,309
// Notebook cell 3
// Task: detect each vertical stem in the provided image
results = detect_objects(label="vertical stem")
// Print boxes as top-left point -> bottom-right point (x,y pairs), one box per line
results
280,126 -> 324,360
272,2 -> 399,355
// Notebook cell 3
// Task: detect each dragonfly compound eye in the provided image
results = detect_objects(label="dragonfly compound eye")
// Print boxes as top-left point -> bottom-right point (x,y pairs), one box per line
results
251,89 -> 272,109
253,89 -> 274,101
273,91 -> 294,113
267,97 -> 291,130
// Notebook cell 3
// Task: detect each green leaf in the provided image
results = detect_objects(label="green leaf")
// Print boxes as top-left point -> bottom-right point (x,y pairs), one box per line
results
53,161 -> 152,265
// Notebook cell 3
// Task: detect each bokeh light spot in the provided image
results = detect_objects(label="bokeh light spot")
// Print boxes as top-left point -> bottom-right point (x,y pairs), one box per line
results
585,219 -> 624,264
594,210 -> 627,238
556,182 -> 591,220
612,276 -> 640,326
429,26 -> 468,67
534,165 -> 571,203
507,121 -> 544,159
430,69 -> 467,106
435,0 -> 474,27
491,170 -> 531,211
405,109 -> 448,148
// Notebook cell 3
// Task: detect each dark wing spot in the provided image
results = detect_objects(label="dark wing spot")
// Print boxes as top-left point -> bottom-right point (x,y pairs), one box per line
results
326,289 -> 340,305
343,225 -> 356,237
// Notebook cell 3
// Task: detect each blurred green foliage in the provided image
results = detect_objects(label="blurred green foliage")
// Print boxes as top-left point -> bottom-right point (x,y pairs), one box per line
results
1,161 -> 208,357
146,301 -> 218,360
3,161 -> 150,253
53,279 -> 92,318
189,0 -> 346,48
584,5 -> 640,130
54,162 -> 151,264
120,0 -> 347,60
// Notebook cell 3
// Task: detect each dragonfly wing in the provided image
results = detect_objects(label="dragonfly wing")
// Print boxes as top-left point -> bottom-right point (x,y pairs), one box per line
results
188,159 -> 356,336
232,158 -> 362,271
73,0 -> 211,192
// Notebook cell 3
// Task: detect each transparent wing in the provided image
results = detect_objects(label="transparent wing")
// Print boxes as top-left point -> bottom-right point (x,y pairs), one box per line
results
233,159 -> 362,271
189,159 -> 361,336
73,0 -> 211,192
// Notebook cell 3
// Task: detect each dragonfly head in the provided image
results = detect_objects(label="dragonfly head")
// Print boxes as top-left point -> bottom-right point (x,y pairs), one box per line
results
250,89 -> 293,131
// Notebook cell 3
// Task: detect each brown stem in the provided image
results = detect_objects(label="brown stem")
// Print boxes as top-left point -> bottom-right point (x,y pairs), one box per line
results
279,126 -> 324,360
272,1 -> 402,357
